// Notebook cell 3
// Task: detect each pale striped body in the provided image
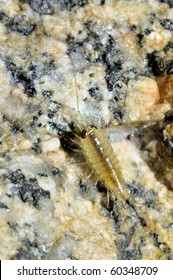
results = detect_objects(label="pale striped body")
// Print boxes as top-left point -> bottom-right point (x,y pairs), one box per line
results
80,127 -> 131,201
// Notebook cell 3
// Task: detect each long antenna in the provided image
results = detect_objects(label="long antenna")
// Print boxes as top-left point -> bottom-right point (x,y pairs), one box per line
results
68,52 -> 80,116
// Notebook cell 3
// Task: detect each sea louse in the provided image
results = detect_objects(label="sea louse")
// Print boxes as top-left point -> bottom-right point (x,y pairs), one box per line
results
79,126 -> 132,202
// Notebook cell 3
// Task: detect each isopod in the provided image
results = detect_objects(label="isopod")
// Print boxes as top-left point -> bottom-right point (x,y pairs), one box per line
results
79,126 -> 131,202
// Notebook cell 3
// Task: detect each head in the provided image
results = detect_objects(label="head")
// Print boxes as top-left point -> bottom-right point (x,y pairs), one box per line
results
81,126 -> 96,139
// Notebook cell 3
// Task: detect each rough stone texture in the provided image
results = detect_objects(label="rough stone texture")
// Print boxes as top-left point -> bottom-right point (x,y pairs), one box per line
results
0,0 -> 173,259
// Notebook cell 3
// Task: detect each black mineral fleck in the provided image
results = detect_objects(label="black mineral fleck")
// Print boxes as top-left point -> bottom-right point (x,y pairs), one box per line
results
48,109 -> 57,119
42,90 -> 53,100
164,41 -> 173,52
127,180 -> 157,205
4,57 -> 37,97
131,25 -> 137,32
15,239 -> 46,260
105,61 -> 123,91
18,177 -> 50,208
10,124 -> 21,134
160,19 -> 173,31
52,168 -> 61,176
139,216 -> 147,227
0,11 -> 5,21
88,85 -> 102,101
152,232 -> 162,248
28,62 -> 38,80
5,16 -> 36,36
48,122 -> 66,136
26,0 -> 88,14
27,0 -> 56,15
8,170 -> 50,208
8,169 -> 25,184
118,248 -> 141,260
116,238 -> 141,260
31,142 -> 42,154
79,180 -> 87,195
59,0 -> 88,11
0,202 -> 9,210
137,33 -> 144,46
113,110 -> 124,121
144,28 -> 151,35
0,11 -> 36,36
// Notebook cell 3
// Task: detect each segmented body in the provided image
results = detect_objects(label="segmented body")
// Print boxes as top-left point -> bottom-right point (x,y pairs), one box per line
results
80,127 -> 130,201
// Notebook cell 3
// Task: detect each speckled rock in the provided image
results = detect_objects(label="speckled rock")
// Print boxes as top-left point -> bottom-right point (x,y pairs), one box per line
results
0,0 -> 173,260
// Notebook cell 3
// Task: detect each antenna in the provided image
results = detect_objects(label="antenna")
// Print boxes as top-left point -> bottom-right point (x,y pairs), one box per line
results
68,51 -> 80,116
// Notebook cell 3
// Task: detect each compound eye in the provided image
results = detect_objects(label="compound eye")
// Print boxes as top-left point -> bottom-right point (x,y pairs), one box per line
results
81,129 -> 87,139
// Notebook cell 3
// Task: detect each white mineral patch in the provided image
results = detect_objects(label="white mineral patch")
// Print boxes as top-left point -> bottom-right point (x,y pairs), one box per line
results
41,137 -> 60,153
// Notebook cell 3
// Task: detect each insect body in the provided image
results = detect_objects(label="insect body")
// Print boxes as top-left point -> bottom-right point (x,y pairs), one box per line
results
80,126 -> 130,202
